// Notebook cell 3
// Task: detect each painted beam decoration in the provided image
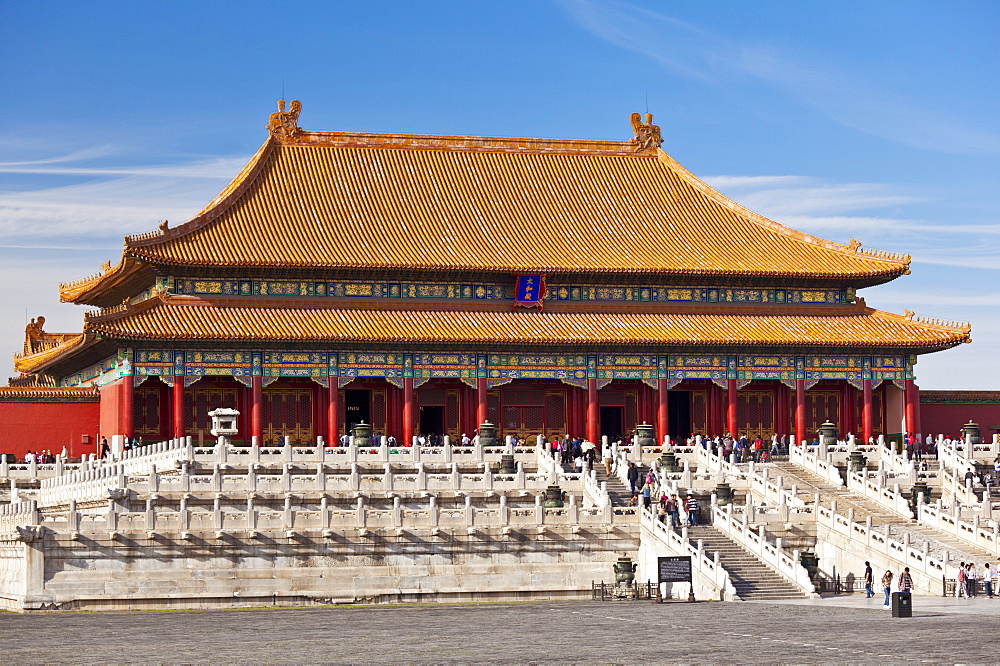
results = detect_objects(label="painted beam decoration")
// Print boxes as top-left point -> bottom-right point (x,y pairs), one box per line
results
62,348 -> 915,391
165,275 -> 851,306
487,354 -> 586,387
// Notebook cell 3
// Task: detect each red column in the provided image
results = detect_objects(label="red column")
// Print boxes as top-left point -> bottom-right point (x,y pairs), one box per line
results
657,379 -> 669,444
840,382 -> 855,437
726,378 -> 738,437
904,379 -> 920,438
586,378 -> 599,443
326,377 -> 338,445
706,383 -> 719,437
250,375 -> 263,443
862,379 -> 873,444
476,378 -> 487,426
403,377 -> 415,445
173,376 -> 184,438
774,383 -> 787,438
794,379 -> 806,446
121,374 -> 135,438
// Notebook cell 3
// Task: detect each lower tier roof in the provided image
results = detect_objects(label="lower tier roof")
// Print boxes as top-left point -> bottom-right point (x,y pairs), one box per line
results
81,296 -> 968,349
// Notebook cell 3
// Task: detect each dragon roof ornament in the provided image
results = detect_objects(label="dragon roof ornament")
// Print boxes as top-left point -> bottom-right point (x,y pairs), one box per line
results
629,112 -> 662,152
267,99 -> 302,138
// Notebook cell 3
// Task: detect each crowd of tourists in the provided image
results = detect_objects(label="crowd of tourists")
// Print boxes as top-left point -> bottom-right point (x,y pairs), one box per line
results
21,449 -> 59,464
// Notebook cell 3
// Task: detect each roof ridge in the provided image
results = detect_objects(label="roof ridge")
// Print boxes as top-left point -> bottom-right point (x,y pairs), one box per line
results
652,151 -> 912,270
125,137 -> 277,249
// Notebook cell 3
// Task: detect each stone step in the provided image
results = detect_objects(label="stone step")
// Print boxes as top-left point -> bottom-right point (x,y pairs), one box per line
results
683,524 -> 809,601
767,461 -> 994,563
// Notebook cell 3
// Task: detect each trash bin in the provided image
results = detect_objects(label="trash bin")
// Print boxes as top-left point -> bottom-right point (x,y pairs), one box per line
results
891,591 -> 912,617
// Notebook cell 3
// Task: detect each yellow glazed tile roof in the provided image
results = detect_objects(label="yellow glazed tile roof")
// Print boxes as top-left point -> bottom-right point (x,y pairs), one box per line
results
82,297 -> 968,350
116,124 -> 910,281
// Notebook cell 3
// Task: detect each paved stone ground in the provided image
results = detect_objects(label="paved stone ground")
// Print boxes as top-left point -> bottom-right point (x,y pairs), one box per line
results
2,597 -> 1000,664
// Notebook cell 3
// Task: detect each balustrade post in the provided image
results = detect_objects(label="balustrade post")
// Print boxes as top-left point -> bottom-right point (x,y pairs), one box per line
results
246,464 -> 256,493
384,463 -> 394,492
246,495 -> 256,531
483,462 -> 493,490
535,494 -> 544,524
350,463 -> 360,491
569,493 -> 578,524
451,462 -> 461,490
321,496 -> 330,530
356,495 -> 366,528
214,495 -> 223,530
498,494 -> 507,525
515,461 -> 525,488
394,495 -> 402,527
315,463 -> 326,491
282,463 -> 291,493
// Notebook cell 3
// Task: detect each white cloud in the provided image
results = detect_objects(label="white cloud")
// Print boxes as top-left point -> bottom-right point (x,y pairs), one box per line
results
559,0 -> 1000,154
0,154 -> 247,242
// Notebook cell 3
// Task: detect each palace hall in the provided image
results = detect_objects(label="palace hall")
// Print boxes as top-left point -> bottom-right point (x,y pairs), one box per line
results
11,102 -> 971,451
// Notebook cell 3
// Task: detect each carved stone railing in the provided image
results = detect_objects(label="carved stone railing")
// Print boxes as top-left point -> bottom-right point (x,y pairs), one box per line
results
0,501 -> 40,536
37,458 -> 585,508
711,504 -> 818,597
789,444 -> 844,486
38,493 -> 623,536
0,457 -> 83,482
918,501 -> 1000,555
814,502 -> 946,595
845,470 -> 915,519
638,506 -> 739,601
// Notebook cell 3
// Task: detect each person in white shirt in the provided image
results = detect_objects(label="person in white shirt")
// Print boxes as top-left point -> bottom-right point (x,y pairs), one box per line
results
983,563 -> 994,599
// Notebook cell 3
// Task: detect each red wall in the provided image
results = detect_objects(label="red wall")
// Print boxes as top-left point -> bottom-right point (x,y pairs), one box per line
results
0,400 -> 99,459
100,378 -> 126,439
921,402 -> 1000,439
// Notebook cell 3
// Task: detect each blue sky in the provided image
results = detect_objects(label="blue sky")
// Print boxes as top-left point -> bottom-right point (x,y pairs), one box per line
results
1,1 -> 997,388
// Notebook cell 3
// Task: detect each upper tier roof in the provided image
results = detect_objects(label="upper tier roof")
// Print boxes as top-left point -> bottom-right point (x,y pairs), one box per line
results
60,104 -> 910,303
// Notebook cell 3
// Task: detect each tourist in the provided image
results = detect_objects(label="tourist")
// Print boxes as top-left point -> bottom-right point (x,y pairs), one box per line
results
967,562 -> 977,597
864,561 -> 874,598
626,462 -> 640,495
898,567 -> 913,593
666,494 -> 680,527
685,495 -> 699,526
602,441 -> 613,476
956,562 -> 968,598
641,483 -> 652,509
881,569 -> 894,607
983,563 -> 993,599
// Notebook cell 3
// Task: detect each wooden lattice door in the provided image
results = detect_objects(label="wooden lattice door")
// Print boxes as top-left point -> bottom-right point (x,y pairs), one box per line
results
184,387 -> 238,439
806,390 -> 839,435
854,387 -> 886,436
690,390 -> 708,436
134,386 -> 161,436
263,388 -> 313,445
738,390 -> 774,440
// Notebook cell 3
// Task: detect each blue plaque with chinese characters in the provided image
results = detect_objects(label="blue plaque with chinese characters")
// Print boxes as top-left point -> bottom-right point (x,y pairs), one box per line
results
514,274 -> 545,309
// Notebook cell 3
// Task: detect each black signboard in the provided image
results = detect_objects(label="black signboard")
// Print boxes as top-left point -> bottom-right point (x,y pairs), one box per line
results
658,556 -> 692,584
